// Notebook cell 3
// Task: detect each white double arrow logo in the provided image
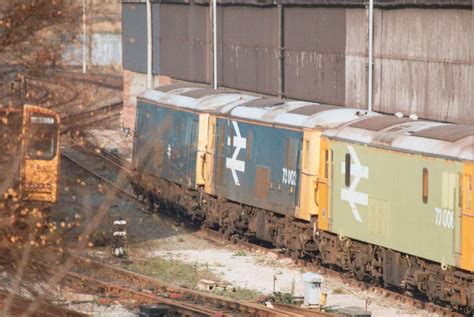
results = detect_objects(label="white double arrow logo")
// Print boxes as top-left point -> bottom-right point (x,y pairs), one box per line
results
225,121 -> 246,186
340,145 -> 368,223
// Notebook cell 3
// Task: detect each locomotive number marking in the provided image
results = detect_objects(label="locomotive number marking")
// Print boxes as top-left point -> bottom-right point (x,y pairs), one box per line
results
282,168 -> 297,186
167,144 -> 171,159
434,207 -> 454,229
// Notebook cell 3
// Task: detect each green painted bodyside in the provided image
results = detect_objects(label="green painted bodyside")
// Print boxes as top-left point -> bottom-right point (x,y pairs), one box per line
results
330,140 -> 463,268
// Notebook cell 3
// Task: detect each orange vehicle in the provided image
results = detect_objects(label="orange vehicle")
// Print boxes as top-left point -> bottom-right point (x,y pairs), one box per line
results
0,105 -> 60,203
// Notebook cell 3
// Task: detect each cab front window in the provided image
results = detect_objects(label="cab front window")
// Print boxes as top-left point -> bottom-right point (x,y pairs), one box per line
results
27,114 -> 57,160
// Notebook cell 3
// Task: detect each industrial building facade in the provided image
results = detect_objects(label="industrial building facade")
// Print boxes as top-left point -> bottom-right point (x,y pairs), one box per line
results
121,0 -> 473,131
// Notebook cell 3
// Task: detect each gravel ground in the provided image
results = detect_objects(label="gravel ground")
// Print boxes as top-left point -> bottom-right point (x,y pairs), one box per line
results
131,232 -> 440,317
85,129 -> 133,162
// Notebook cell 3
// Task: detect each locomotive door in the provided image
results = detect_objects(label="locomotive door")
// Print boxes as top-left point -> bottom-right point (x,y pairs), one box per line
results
204,116 -> 216,194
317,138 -> 331,231
20,105 -> 60,203
461,164 -> 474,271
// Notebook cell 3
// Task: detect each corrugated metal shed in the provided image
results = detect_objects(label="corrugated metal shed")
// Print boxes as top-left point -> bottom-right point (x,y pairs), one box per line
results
159,4 -> 210,83
122,1 -> 473,125
122,3 -> 147,73
284,7 -> 346,105
218,6 -> 279,95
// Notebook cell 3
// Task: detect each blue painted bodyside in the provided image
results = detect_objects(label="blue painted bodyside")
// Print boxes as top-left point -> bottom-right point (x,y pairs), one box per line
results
134,100 -> 199,189
213,118 -> 303,215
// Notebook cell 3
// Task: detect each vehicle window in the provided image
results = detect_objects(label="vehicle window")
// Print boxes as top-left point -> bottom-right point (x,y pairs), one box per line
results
422,168 -> 429,204
303,140 -> 309,169
324,150 -> 329,178
345,153 -> 351,187
209,123 -> 215,150
28,115 -> 57,160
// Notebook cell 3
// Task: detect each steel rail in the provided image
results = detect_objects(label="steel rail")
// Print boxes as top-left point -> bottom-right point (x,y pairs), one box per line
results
70,254 -> 310,317
0,290 -> 87,317
61,150 -> 136,200
64,271 -> 220,316
69,132 -> 133,173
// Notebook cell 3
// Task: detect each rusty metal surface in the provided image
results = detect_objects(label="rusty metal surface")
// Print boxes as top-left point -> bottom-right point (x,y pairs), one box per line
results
218,6 -> 279,96
181,88 -> 228,98
287,104 -> 338,115
284,7 -> 346,105
349,116 -> 410,131
159,4 -> 210,84
412,124 -> 474,142
241,98 -> 284,108
255,166 -> 270,199
155,83 -> 200,92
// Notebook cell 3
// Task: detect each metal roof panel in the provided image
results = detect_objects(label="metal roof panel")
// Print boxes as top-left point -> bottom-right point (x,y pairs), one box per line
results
412,124 -> 474,142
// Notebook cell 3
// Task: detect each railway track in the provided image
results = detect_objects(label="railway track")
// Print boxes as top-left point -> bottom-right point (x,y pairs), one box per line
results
0,290 -> 87,317
63,254 -> 330,317
61,101 -> 123,134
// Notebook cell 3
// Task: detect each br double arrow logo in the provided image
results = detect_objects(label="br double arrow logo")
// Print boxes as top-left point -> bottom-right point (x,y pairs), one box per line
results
340,145 -> 369,223
225,121 -> 246,186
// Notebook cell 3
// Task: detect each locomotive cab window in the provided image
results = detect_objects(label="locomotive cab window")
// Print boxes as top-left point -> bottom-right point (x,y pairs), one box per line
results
422,168 -> 429,204
345,153 -> 351,187
27,115 -> 57,160
324,150 -> 329,178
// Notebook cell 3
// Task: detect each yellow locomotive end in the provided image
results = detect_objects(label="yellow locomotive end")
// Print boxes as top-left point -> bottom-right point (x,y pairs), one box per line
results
19,105 -> 60,203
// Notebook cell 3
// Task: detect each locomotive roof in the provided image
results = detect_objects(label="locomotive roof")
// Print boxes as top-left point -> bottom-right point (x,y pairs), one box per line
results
139,86 -> 367,129
139,85 -> 474,162
324,115 -> 474,162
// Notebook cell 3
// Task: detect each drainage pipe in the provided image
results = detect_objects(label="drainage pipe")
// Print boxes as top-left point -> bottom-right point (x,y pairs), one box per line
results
212,0 -> 217,89
146,0 -> 153,89
368,0 -> 374,112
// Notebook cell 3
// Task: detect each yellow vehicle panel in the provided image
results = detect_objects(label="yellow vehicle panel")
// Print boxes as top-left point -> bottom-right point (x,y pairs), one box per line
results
296,130 -> 320,221
317,137 -> 331,231
461,163 -> 474,271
